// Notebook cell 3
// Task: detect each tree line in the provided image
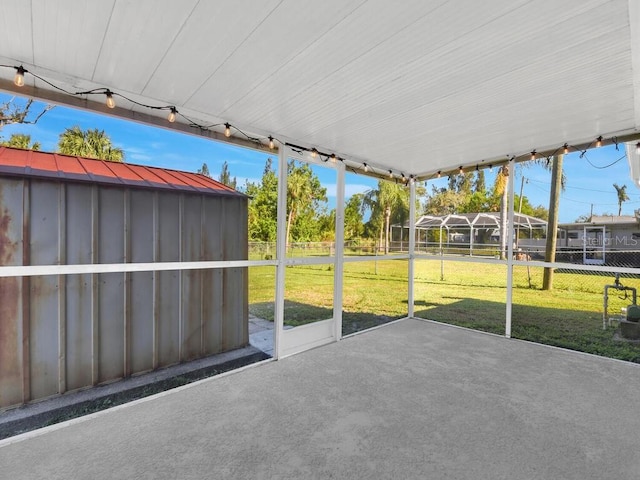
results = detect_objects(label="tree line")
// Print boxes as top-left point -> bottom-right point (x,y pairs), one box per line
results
1,128 -> 123,161
198,158 -> 550,253
1,96 -> 550,253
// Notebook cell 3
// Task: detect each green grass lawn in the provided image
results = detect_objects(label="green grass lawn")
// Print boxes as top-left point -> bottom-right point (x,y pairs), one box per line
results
249,259 -> 640,363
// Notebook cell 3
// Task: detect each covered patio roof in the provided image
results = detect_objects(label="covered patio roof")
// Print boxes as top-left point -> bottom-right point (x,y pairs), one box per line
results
0,0 -> 639,178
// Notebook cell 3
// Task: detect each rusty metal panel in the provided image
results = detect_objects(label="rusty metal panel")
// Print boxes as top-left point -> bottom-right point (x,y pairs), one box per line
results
156,192 -> 180,367
64,184 -> 93,391
202,196 -> 223,355
0,176 -> 249,408
97,188 -> 125,383
128,189 -> 154,373
28,180 -> 61,400
181,195 -> 203,361
0,178 -> 25,408
222,198 -> 249,349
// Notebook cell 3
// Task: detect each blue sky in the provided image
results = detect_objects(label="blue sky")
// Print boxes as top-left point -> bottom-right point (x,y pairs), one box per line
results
1,93 -> 638,223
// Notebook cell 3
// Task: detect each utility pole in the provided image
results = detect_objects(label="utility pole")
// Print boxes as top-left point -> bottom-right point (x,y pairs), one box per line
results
543,155 -> 563,290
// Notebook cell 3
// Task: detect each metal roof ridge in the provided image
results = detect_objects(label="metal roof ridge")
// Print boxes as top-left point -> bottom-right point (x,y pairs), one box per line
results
154,167 -> 196,192
73,155 -> 98,182
99,158 -> 135,186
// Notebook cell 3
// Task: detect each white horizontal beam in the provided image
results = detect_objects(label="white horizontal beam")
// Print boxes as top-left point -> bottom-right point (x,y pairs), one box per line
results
0,259 -> 277,278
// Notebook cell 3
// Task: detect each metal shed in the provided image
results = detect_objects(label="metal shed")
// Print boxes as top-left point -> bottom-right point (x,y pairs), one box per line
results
0,147 -> 248,409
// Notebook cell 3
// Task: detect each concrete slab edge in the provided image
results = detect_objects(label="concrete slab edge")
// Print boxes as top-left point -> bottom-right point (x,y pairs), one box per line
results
0,347 -> 272,445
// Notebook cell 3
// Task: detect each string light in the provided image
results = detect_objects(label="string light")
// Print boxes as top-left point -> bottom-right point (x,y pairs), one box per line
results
105,90 -> 115,109
13,66 -> 26,87
3,63 -> 639,184
167,107 -> 177,123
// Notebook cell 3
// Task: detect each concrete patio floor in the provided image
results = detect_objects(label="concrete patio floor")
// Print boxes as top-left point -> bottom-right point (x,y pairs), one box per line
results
1,318 -> 639,479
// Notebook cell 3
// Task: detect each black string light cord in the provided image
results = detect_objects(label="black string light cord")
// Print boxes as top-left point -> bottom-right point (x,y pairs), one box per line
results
3,64 -> 639,185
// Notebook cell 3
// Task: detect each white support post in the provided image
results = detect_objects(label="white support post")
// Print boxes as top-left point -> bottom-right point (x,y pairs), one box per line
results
334,161 -> 345,340
505,162 -> 515,338
408,180 -> 416,318
274,145 -> 288,359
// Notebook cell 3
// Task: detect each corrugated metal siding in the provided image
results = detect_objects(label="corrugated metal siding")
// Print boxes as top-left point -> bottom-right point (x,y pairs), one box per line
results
129,189 -> 155,374
0,178 -> 248,409
0,179 -> 26,407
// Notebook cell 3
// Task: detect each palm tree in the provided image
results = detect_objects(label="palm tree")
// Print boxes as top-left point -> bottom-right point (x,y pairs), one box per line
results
57,126 -> 124,162
286,166 -> 312,249
613,183 -> 629,216
364,180 -> 409,254
284,161 -> 326,249
492,165 -> 509,260
0,133 -> 40,150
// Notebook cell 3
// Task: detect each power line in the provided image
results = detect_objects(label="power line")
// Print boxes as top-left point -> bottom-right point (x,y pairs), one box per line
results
525,181 -> 640,206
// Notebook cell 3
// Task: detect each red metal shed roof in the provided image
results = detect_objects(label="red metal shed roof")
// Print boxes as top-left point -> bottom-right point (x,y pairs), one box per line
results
0,147 -> 244,197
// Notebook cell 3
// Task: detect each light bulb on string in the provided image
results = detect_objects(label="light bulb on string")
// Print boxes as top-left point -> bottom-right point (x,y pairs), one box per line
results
388,170 -> 393,179
167,107 -> 177,123
401,172 -> 406,182
488,165 -> 493,172
330,153 -> 337,163
105,90 -> 116,109
458,166 -> 463,175
363,163 -> 369,172
311,148 -> 317,158
563,143 -> 569,155
530,150 -> 536,161
224,123 -> 231,137
13,66 -> 25,87
268,136 -> 275,149
636,142 -> 640,155
596,136 -> 602,148
437,171 -> 441,178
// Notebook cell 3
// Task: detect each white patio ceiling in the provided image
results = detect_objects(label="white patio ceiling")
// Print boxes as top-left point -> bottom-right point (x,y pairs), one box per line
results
0,0 -> 639,179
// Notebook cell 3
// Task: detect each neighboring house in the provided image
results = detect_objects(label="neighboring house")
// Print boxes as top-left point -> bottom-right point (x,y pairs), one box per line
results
558,215 -> 640,265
